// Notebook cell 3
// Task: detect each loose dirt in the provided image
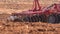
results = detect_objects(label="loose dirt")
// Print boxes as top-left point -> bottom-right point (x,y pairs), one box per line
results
0,14 -> 60,34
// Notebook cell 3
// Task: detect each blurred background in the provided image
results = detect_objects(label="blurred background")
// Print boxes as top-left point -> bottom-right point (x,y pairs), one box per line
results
0,0 -> 60,14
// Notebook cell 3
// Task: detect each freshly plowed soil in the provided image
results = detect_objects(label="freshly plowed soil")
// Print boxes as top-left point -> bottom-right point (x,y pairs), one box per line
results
0,14 -> 60,34
0,0 -> 60,34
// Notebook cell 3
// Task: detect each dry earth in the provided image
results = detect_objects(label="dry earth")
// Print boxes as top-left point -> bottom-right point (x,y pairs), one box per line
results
0,0 -> 60,34
0,14 -> 60,34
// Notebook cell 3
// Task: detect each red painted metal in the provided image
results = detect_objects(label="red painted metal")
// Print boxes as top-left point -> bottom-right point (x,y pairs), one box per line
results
33,0 -> 41,11
12,0 -> 60,16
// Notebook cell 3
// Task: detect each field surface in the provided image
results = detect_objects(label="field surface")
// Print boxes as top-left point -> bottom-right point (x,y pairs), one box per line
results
0,12 -> 60,34
0,0 -> 60,34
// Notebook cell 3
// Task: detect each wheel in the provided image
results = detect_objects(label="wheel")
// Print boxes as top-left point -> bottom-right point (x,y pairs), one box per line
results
47,14 -> 59,23
14,18 -> 23,22
23,14 -> 46,22
57,14 -> 60,23
38,14 -> 46,22
23,16 -> 30,22
23,15 -> 40,22
31,15 -> 39,22
30,16 -> 35,22
35,15 -> 40,22
23,16 -> 36,22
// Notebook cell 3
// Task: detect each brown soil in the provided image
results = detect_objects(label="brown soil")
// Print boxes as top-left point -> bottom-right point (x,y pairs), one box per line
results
0,14 -> 60,34
0,0 -> 60,34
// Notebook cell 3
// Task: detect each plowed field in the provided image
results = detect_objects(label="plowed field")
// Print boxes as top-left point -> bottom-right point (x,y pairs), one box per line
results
0,0 -> 60,34
0,14 -> 60,34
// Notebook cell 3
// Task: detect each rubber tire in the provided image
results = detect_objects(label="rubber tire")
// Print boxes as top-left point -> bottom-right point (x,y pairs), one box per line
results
47,14 -> 59,24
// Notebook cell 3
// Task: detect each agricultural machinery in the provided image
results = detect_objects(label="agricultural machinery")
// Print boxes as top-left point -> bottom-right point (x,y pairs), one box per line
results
7,0 -> 60,23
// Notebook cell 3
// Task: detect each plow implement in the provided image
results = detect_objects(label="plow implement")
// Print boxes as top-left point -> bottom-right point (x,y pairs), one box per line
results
7,0 -> 60,24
